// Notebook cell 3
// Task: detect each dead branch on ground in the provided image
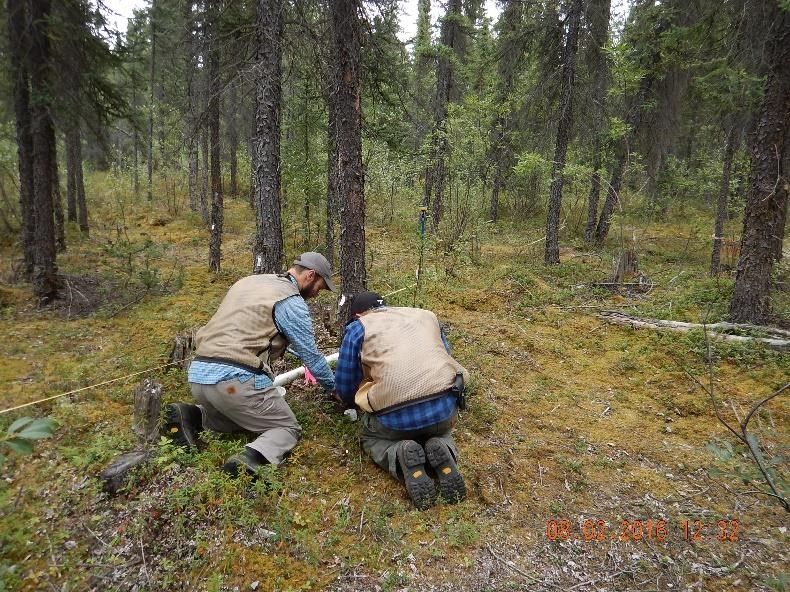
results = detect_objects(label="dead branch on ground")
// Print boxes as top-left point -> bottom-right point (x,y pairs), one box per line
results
599,310 -> 790,352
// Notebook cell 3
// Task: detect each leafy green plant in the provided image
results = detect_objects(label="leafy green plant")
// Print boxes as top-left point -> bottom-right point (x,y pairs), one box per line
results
0,417 -> 57,466
154,436 -> 188,470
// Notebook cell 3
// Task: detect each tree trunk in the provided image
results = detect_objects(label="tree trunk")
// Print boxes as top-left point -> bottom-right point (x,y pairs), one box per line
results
326,80 -> 338,268
642,0 -> 694,207
729,3 -> 789,323
302,85 -> 311,247
711,125 -> 738,276
331,0 -> 366,319
488,0 -> 523,223
66,130 -> 78,222
584,168 -> 601,242
544,0 -> 582,265
147,0 -> 156,202
252,0 -> 284,274
131,38 -> 140,198
207,0 -> 223,273
187,137 -> 198,212
184,0 -> 199,212
583,0 -> 611,242
71,127 -> 88,235
490,173 -> 501,222
412,0 -> 432,166
248,114 -> 255,209
644,66 -> 691,207
200,124 -> 209,224
424,0 -> 461,231
52,146 -> 65,253
7,0 -> 36,279
228,81 -> 238,198
594,74 -> 654,246
29,0 -> 58,303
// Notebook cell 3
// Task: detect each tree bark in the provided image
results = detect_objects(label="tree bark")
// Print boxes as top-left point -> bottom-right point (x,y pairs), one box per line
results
200,124 -> 209,224
584,169 -> 601,242
583,0 -> 611,242
711,125 -> 738,276
66,130 -> 78,222
132,76 -> 140,197
207,0 -> 223,273
729,3 -> 789,323
29,0 -> 58,303
52,145 -> 65,253
544,0 -> 583,265
228,81 -> 238,198
424,0 -> 461,231
488,0 -> 523,222
594,74 -> 654,246
331,0 -> 366,319
147,0 -> 157,202
326,78 -> 338,268
644,66 -> 691,207
7,0 -> 36,279
252,0 -> 284,274
184,0 -> 199,212
73,127 -> 88,235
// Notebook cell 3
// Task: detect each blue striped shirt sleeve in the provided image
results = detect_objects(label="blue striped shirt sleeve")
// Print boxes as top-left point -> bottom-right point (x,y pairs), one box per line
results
335,320 -> 364,406
274,295 -> 335,391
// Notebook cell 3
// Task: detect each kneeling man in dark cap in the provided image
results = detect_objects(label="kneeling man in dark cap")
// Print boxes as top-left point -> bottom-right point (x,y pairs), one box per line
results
335,292 -> 469,509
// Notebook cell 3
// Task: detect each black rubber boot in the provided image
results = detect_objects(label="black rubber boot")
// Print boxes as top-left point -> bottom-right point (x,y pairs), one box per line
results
163,403 -> 203,450
425,438 -> 466,503
222,447 -> 270,478
397,440 -> 437,510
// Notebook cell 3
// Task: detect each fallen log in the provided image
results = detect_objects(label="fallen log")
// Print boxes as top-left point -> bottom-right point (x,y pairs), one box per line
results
598,311 -> 790,352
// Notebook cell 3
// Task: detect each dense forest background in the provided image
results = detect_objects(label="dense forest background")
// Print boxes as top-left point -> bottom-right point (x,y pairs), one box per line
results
0,0 -> 787,321
0,0 -> 788,590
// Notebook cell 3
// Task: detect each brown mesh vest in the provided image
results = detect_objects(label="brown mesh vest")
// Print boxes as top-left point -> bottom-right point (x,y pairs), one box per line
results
195,274 -> 300,376
355,307 -> 469,414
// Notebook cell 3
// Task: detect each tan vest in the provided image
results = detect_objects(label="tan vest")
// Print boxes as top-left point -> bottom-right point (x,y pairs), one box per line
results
355,307 -> 469,414
195,274 -> 300,376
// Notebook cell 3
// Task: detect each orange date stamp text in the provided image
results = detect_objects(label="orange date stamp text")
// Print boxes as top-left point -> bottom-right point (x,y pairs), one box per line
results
544,518 -> 740,543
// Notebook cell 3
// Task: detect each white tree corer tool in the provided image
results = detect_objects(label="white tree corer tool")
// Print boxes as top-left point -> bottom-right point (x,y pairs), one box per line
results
272,352 -> 357,421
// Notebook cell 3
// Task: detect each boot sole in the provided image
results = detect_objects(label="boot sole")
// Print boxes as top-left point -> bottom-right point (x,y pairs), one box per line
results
397,441 -> 436,510
425,438 -> 466,503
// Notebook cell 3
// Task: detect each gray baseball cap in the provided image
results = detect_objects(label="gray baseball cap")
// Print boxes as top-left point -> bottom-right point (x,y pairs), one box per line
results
293,252 -> 337,292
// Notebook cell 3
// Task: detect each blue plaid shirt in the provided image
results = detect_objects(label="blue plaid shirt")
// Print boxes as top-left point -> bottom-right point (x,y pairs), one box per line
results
335,311 -> 457,430
188,276 -> 335,391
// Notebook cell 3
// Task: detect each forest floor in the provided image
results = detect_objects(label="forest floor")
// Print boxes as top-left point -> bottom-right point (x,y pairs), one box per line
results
0,174 -> 788,592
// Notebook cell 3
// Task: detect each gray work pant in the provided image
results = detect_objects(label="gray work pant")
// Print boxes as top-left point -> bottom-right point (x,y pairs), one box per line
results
361,411 -> 459,479
190,379 -> 301,465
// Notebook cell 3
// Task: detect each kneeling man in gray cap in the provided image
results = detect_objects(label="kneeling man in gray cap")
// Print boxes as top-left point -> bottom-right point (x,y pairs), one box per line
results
165,252 -> 337,476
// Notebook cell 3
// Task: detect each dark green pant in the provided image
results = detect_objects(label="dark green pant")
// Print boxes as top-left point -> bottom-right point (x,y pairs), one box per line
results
360,411 -> 459,479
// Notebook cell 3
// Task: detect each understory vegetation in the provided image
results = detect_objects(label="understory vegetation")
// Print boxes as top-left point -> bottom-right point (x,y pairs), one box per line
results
0,173 -> 787,591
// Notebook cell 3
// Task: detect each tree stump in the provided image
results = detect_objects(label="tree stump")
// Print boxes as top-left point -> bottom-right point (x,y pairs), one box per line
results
470,233 -> 481,265
612,249 -> 639,283
99,378 -> 163,494
168,327 -> 198,370
132,378 -> 162,447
